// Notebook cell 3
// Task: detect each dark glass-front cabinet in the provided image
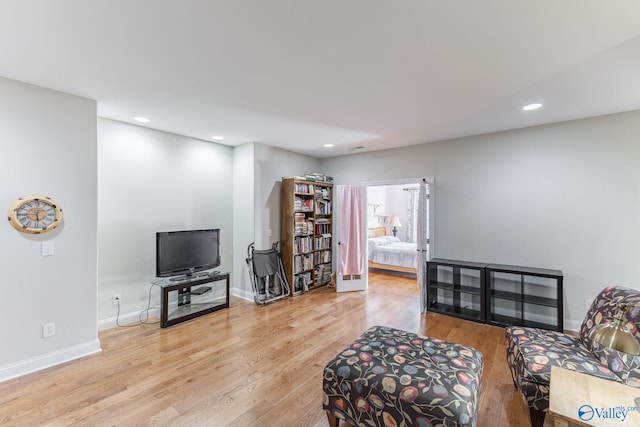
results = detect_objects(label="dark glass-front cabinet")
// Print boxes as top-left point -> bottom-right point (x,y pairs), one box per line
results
426,258 -> 563,331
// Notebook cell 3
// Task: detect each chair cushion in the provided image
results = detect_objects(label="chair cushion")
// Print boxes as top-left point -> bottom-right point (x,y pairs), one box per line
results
506,327 -> 620,386
579,286 -> 640,382
580,286 -> 640,350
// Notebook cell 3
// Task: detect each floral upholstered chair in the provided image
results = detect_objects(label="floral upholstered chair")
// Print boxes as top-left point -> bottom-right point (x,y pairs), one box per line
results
505,286 -> 640,427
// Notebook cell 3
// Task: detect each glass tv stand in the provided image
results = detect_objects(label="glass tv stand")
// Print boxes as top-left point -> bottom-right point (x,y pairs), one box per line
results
154,272 -> 229,328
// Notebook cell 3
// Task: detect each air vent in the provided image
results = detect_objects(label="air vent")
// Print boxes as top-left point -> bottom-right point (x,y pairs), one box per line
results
348,146 -> 366,152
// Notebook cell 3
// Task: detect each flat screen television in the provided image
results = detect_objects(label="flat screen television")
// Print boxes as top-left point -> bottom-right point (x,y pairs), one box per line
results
156,229 -> 220,279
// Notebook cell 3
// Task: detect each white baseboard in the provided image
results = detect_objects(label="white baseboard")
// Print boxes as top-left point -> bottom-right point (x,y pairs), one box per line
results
97,307 -> 161,331
564,319 -> 581,333
231,287 -> 254,302
0,339 -> 102,383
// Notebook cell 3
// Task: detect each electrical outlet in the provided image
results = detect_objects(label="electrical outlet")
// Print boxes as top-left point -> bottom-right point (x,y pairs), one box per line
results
112,294 -> 121,306
42,322 -> 55,338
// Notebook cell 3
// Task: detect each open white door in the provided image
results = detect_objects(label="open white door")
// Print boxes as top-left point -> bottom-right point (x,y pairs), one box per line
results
336,185 -> 367,292
418,178 -> 431,313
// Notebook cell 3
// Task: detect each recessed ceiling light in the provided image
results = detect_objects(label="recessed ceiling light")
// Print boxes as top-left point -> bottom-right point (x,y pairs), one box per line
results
522,103 -> 542,111
324,144 -> 334,148
212,135 -> 224,140
134,116 -> 150,123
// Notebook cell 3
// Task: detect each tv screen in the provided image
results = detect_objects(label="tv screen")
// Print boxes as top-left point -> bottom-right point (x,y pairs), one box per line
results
156,229 -> 220,278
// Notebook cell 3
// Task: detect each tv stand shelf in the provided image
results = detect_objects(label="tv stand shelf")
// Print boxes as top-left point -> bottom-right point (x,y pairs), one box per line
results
155,272 -> 229,328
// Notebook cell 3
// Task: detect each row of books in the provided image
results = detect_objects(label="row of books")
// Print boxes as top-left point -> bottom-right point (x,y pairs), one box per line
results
294,236 -> 312,253
293,251 -> 332,273
294,272 -> 312,292
315,264 -> 332,285
314,234 -> 331,249
294,196 -> 313,212
315,250 -> 332,264
315,222 -> 331,235
294,213 -> 314,235
304,173 -> 333,182
294,253 -> 313,273
315,187 -> 332,199
284,173 -> 333,183
295,183 -> 314,193
315,199 -> 332,215
294,234 -> 331,253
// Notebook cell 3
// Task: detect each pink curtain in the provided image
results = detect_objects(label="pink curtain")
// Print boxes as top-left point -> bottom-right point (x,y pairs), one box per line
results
338,185 -> 365,276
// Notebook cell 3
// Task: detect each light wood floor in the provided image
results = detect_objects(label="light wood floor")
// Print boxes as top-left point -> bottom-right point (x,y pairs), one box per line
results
0,272 -> 547,426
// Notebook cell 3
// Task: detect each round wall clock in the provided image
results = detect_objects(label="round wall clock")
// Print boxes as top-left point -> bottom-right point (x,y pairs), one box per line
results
7,196 -> 63,234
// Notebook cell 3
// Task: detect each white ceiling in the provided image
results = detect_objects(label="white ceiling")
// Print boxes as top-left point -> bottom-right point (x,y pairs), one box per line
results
1,1 -> 640,158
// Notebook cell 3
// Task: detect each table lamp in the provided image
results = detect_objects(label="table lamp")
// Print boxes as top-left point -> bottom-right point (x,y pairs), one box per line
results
590,304 -> 640,355
390,216 -> 401,237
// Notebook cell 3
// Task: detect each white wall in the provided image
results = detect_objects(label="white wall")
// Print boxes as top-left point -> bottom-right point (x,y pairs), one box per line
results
366,185 -> 410,239
232,143 -> 255,300
322,110 -> 640,330
232,143 -> 321,299
0,77 -> 99,380
253,143 -> 321,248
97,119 -> 233,327
385,184 -> 409,240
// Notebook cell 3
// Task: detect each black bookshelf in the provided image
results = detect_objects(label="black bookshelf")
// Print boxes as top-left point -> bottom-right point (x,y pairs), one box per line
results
427,259 -> 486,323
426,259 -> 563,331
486,263 -> 563,332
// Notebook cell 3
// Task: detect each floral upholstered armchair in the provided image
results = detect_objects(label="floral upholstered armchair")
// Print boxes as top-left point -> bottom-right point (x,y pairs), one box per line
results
505,286 -> 640,427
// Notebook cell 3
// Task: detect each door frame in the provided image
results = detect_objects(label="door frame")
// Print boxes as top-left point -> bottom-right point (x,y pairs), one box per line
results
361,176 -> 434,259
362,176 -> 435,313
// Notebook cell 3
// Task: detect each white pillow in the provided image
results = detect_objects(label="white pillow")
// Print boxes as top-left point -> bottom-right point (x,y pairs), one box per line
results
368,236 -> 400,252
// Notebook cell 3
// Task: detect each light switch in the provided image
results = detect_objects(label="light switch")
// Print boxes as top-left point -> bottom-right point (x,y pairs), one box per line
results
42,241 -> 55,256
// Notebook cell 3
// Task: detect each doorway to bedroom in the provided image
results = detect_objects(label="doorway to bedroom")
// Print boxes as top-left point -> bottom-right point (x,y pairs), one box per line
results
364,177 -> 432,312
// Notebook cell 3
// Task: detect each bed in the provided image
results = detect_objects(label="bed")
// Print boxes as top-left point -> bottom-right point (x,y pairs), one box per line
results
367,226 -> 418,274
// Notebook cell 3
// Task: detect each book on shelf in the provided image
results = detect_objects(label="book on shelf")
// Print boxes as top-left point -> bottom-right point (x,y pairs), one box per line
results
295,235 -> 312,253
314,234 -> 331,250
294,253 -> 313,273
314,263 -> 332,285
283,173 -> 333,183
315,199 -> 332,215
315,222 -> 331,235
315,187 -> 332,199
294,272 -> 312,292
315,250 -> 332,264
294,214 -> 314,235
303,173 -> 333,183
295,183 -> 314,193
294,196 -> 313,212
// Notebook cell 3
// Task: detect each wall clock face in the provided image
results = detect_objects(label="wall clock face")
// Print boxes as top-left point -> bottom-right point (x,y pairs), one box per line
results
7,196 -> 63,234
